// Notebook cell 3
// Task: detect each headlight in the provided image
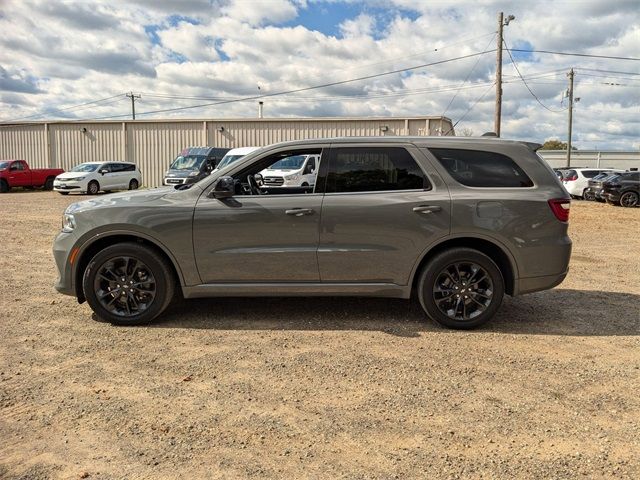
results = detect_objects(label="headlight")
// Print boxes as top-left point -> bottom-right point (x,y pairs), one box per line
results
71,176 -> 85,181
188,171 -> 199,177
62,213 -> 76,233
285,174 -> 300,181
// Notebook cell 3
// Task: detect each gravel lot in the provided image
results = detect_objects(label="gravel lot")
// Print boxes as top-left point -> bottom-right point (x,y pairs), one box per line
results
1,191 -> 639,479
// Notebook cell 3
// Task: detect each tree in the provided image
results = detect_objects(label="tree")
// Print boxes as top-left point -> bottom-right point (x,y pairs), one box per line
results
460,128 -> 474,137
540,139 -> 577,150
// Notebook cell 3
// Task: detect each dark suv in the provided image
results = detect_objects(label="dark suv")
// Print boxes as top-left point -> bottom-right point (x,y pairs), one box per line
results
53,137 -> 572,329
163,147 -> 229,186
603,171 -> 640,207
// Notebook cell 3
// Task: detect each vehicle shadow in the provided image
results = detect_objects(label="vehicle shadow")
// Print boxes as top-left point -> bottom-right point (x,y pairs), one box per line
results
144,288 -> 640,337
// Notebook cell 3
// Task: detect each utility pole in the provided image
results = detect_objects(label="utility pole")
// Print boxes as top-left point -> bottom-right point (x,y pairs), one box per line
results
494,12 -> 514,137
566,69 -> 574,167
126,92 -> 140,120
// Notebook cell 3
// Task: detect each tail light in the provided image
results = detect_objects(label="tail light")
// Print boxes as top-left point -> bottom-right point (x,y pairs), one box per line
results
548,198 -> 570,222
564,174 -> 578,181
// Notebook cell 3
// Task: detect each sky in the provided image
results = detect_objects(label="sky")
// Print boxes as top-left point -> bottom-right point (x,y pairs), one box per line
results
0,0 -> 638,149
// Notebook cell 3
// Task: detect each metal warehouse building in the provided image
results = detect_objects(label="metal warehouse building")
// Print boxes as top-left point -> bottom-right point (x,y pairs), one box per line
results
0,116 -> 454,187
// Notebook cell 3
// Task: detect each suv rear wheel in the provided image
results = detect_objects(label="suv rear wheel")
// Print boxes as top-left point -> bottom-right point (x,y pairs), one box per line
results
417,248 -> 504,329
83,243 -> 175,325
620,191 -> 638,208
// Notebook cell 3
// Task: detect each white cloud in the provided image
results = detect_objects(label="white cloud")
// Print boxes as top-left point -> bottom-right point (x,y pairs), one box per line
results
0,0 -> 638,149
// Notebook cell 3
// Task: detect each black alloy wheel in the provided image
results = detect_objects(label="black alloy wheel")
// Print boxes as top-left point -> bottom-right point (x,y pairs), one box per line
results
433,262 -> 494,322
417,247 -> 504,329
83,243 -> 175,325
93,256 -> 157,318
620,191 -> 639,208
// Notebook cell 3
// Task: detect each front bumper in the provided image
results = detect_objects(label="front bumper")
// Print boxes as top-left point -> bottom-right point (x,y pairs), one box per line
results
53,231 -> 79,297
53,180 -> 83,191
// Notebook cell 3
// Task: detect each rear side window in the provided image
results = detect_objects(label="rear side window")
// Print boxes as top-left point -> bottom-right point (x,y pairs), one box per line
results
326,147 -> 430,193
429,148 -> 534,188
123,164 -> 136,172
583,170 -> 603,178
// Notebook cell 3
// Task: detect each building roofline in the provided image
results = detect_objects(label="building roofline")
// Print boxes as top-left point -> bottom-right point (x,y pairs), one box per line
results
0,115 -> 452,127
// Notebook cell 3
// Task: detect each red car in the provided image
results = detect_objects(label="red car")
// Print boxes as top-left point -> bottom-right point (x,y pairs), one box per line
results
0,160 -> 64,193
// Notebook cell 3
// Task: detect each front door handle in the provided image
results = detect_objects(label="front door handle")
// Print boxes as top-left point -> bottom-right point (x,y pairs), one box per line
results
413,205 -> 442,214
285,208 -> 314,216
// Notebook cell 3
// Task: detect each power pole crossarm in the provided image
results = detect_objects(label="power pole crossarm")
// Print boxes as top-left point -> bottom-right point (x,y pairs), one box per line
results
126,92 -> 141,120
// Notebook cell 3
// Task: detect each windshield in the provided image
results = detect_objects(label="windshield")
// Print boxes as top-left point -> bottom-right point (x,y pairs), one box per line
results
170,155 -> 206,171
70,163 -> 99,173
0,161 -> 10,169
217,154 -> 245,170
268,155 -> 306,170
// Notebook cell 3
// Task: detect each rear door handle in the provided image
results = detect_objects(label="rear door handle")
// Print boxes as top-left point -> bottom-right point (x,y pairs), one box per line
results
285,208 -> 314,216
413,205 -> 442,214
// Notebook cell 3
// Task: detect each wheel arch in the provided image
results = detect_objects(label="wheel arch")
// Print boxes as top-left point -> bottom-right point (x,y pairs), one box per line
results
73,232 -> 184,302
410,235 -> 518,296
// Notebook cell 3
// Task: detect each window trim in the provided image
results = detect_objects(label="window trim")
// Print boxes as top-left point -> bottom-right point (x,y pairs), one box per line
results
321,145 -> 432,195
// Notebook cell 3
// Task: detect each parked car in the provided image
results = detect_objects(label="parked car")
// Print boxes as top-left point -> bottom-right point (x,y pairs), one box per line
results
0,160 -> 64,193
583,172 -> 615,201
586,173 -> 623,202
53,162 -> 141,195
259,153 -> 319,189
602,171 -> 640,207
53,137 -> 571,330
214,146 -> 261,171
561,168 -> 624,199
163,147 -> 229,186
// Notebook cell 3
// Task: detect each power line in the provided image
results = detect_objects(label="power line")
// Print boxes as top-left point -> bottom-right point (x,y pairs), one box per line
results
504,39 -> 566,113
507,49 -> 640,62
1,93 -> 126,123
444,83 -> 495,135
442,32 -> 497,117
75,49 -> 499,121
576,68 -> 640,76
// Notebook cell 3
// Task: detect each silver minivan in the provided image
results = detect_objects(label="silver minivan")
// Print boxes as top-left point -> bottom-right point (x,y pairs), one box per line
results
53,137 -> 571,329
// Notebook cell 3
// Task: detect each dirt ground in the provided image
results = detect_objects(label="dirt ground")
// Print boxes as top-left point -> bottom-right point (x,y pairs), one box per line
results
1,190 -> 638,479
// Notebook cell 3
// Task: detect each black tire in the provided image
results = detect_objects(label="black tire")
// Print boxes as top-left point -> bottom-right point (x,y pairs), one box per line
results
87,180 -> 100,195
44,177 -> 54,190
583,190 -> 596,201
417,248 -> 505,330
0,179 -> 9,193
128,179 -> 139,190
58,192 -> 69,195
620,191 -> 639,208
83,243 -> 175,326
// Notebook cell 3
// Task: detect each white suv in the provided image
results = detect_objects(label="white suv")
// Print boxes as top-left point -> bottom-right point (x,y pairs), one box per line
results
561,168 -> 624,198
260,153 -> 319,188
54,161 -> 142,195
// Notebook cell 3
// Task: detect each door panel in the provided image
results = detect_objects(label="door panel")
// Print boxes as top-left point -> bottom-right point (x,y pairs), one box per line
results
318,190 -> 450,284
193,194 -> 322,283
318,145 -> 451,285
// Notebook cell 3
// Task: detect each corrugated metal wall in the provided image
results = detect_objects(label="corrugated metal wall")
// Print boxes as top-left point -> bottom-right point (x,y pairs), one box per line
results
127,122 -> 205,186
0,124 -> 48,168
0,117 -> 454,187
51,123 -> 125,172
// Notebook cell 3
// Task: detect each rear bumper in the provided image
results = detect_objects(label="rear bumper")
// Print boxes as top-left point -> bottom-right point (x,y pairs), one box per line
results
516,270 -> 568,295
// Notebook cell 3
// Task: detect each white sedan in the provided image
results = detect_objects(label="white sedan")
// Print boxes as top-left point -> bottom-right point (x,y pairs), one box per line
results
54,161 -> 142,195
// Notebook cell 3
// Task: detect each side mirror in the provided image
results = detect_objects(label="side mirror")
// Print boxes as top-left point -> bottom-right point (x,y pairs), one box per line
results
253,173 -> 264,187
99,169 -> 108,175
212,176 -> 235,199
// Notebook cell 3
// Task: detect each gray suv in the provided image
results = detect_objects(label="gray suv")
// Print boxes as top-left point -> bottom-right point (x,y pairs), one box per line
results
53,137 -> 571,329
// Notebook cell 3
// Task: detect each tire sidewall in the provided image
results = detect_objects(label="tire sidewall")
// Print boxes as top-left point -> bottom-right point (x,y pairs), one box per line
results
418,248 -> 505,329
620,191 -> 638,207
88,181 -> 99,195
83,244 -> 172,325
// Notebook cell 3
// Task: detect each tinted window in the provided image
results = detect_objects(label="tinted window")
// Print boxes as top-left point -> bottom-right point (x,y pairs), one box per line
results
326,147 -> 429,193
582,170 -> 602,178
430,148 -> 533,188
109,163 -> 126,173
620,172 -> 639,181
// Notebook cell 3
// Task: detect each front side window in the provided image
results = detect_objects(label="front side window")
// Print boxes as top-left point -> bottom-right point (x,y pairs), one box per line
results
429,148 -> 533,188
326,147 -> 429,193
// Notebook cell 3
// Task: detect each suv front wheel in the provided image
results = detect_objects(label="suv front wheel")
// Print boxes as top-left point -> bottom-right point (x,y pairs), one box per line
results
83,243 -> 175,325
417,248 -> 505,329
